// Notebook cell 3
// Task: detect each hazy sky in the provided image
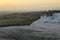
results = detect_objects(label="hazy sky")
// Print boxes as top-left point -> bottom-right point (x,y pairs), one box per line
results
0,0 -> 60,12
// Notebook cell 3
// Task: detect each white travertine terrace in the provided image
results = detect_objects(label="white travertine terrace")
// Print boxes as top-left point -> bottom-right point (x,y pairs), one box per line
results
30,13 -> 60,38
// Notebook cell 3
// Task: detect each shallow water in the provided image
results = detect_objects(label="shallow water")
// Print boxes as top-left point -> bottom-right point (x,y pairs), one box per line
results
31,13 -> 60,31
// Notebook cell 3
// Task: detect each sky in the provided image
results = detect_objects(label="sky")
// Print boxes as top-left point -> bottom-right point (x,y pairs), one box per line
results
0,0 -> 60,12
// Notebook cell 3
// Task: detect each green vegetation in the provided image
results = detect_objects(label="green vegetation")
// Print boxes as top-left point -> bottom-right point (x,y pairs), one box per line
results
0,12 -> 42,27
